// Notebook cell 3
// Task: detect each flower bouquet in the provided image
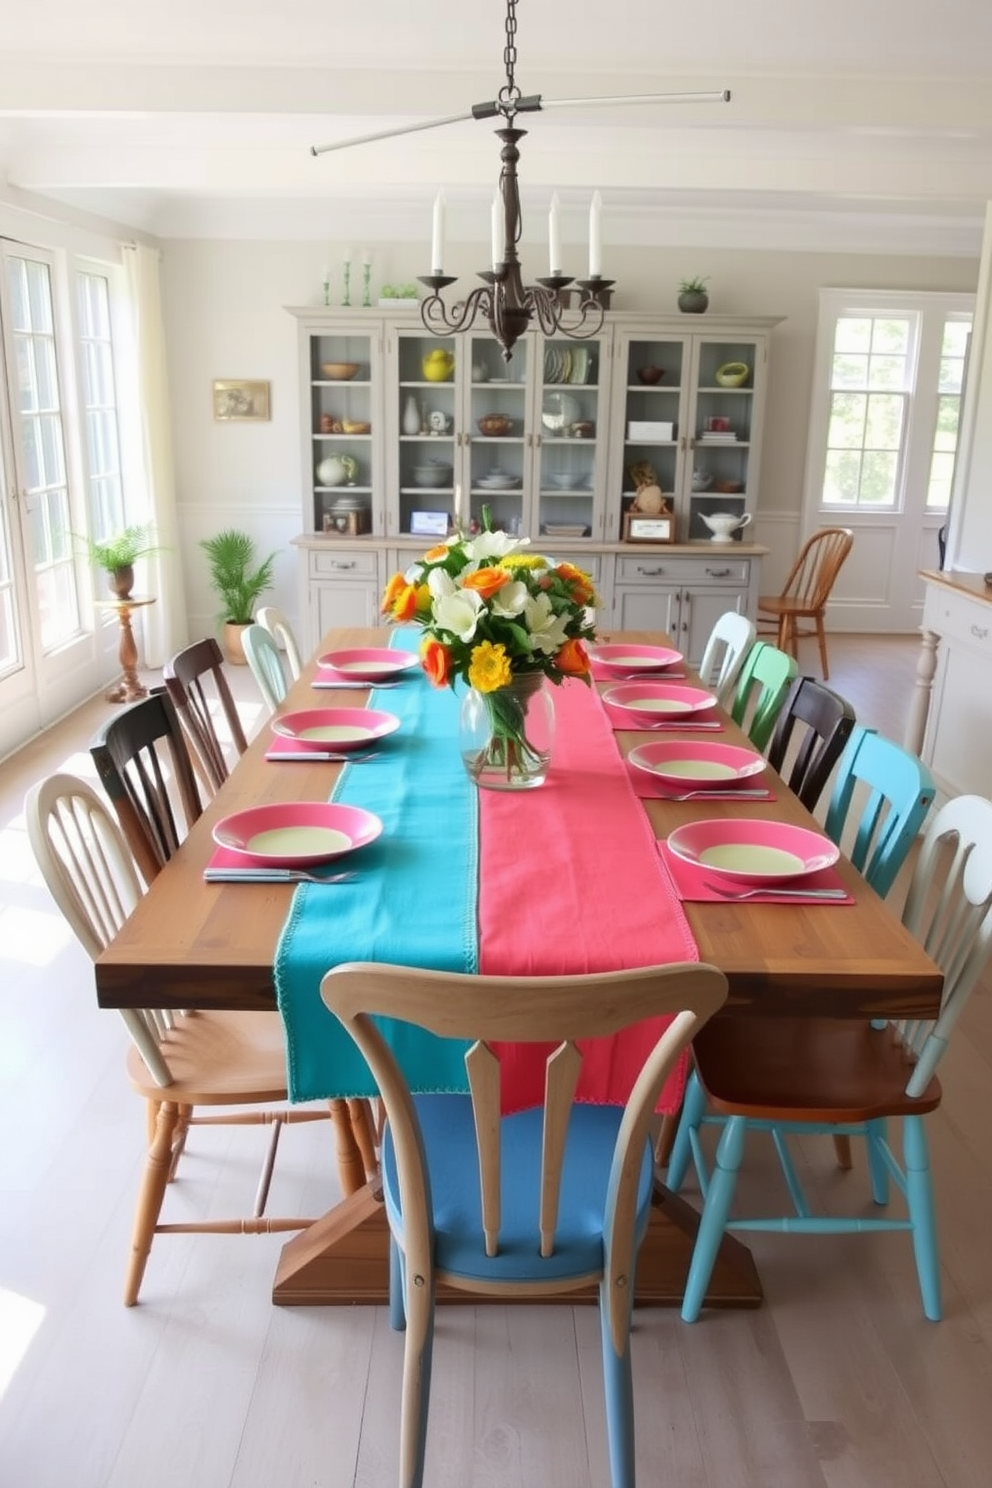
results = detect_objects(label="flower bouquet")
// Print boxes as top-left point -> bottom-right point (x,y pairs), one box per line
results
382,516 -> 598,788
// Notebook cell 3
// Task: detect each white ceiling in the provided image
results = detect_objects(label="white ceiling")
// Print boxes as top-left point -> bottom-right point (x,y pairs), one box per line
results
2,0 -> 992,255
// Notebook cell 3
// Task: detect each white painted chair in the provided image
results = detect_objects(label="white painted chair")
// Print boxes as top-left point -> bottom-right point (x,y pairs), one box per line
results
256,605 -> 303,680
321,959 -> 727,1488
24,773 -> 353,1306
696,611 -> 756,704
242,622 -> 289,714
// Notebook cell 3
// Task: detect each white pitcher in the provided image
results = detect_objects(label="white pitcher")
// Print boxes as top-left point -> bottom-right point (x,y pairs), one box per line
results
700,511 -> 752,541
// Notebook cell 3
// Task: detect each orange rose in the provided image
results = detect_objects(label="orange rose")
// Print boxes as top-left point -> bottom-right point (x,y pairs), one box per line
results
387,582 -> 419,623
461,567 -> 509,599
423,544 -> 450,562
420,637 -> 452,688
555,562 -> 595,605
381,571 -> 408,615
555,638 -> 590,676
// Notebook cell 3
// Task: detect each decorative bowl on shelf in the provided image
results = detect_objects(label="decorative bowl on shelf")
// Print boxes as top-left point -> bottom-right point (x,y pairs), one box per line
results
321,362 -> 360,380
570,421 -> 595,438
341,419 -> 371,435
636,365 -> 665,385
477,414 -> 513,437
714,362 -> 750,387
412,463 -> 453,487
714,479 -> 744,494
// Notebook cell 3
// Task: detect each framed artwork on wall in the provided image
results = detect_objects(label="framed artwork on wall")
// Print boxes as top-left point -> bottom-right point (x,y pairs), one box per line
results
212,379 -> 270,421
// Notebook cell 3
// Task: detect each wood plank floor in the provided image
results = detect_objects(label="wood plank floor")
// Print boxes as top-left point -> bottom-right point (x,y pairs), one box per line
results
4,635 -> 992,1488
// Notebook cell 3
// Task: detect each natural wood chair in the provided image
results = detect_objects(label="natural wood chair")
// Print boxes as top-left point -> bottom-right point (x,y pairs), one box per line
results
89,688 -> 203,886
696,610 -> 756,705
163,636 -> 248,794
321,959 -> 728,1488
242,622 -> 289,715
670,794 -> 992,1323
728,641 -> 799,751
256,605 -> 303,680
25,773 -> 356,1306
757,527 -> 853,679
765,674 -> 857,811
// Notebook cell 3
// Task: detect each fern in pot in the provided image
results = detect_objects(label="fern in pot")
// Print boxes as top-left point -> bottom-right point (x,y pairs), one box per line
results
200,528 -> 277,664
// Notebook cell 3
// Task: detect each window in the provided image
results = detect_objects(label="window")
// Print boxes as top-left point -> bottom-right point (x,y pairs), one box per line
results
822,314 -> 915,509
927,318 -> 970,510
77,269 -> 125,542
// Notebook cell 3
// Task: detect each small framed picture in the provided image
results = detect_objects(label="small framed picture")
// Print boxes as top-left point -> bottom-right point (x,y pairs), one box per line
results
212,379 -> 270,421
410,510 -> 449,537
706,415 -> 731,433
623,511 -> 675,544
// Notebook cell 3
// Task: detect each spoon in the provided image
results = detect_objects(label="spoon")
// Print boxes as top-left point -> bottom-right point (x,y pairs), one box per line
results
704,881 -> 848,901
655,788 -> 770,801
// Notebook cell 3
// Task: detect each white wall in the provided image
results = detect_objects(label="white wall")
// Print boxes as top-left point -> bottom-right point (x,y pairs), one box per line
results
159,238 -> 979,637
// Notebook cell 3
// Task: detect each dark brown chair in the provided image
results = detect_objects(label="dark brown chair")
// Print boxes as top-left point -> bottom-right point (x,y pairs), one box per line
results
89,688 -> 203,886
765,674 -> 857,811
757,527 -> 854,679
164,637 -> 248,794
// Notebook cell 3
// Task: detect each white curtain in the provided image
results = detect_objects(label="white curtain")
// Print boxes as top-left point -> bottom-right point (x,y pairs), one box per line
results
122,242 -> 188,668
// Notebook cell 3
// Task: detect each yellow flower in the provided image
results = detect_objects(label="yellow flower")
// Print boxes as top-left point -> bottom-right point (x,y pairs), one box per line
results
467,640 -> 513,692
501,553 -> 549,571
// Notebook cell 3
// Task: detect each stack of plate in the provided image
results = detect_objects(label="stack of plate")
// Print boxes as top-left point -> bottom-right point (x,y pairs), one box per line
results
477,472 -> 521,489
543,346 -> 591,385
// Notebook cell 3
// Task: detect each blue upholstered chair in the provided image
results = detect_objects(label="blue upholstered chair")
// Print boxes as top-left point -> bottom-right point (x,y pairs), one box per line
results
320,960 -> 727,1488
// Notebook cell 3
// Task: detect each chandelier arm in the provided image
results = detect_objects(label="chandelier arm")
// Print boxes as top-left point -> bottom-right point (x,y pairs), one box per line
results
311,109 -> 476,157
539,88 -> 731,111
419,284 -> 496,339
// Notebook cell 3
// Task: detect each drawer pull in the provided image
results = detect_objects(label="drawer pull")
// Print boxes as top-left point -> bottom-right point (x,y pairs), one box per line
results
330,561 -> 357,571
637,567 -> 665,577
705,567 -> 732,578
971,623 -> 989,641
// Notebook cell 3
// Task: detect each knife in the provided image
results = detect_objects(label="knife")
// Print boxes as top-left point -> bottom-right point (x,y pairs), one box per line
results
203,868 -> 355,884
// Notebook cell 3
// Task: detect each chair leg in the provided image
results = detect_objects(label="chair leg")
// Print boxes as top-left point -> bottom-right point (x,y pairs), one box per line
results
865,1118 -> 889,1204
599,1279 -> 635,1488
124,1099 -> 181,1306
398,1260 -> 435,1488
904,1116 -> 942,1321
815,614 -> 830,679
681,1115 -> 747,1322
833,1134 -> 853,1170
665,1070 -> 706,1191
653,1109 -> 680,1168
347,1097 -> 379,1180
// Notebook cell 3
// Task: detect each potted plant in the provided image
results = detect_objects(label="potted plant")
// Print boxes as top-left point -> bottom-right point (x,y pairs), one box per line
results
75,522 -> 163,598
677,276 -> 710,314
200,528 -> 277,664
378,282 -> 420,308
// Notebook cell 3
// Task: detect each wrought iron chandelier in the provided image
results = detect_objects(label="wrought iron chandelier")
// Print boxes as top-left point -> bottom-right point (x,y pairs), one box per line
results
312,0 -> 729,360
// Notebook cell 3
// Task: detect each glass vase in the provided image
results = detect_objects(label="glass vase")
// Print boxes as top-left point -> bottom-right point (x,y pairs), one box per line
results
459,673 -> 555,791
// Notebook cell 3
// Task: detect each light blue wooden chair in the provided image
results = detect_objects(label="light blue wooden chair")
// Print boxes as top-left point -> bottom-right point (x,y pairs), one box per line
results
728,640 -> 798,750
672,794 -> 992,1323
256,604 -> 303,680
822,726 -> 936,898
320,960 -> 728,1488
242,622 -> 289,715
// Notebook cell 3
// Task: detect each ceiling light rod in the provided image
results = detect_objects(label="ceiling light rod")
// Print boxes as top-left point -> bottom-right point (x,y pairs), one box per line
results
418,0 -> 610,361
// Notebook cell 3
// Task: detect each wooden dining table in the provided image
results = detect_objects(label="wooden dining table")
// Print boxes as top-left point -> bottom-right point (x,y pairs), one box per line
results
94,626 -> 943,1309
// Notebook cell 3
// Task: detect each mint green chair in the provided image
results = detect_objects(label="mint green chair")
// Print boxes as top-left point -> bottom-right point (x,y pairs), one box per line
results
729,641 -> 798,750
674,794 -> 992,1323
242,623 -> 288,715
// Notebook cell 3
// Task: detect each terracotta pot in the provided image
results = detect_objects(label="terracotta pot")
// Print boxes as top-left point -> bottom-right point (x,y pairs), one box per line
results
222,620 -> 249,665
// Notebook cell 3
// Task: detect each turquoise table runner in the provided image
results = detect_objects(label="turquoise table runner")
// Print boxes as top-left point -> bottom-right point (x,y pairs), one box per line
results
275,629 -> 478,1100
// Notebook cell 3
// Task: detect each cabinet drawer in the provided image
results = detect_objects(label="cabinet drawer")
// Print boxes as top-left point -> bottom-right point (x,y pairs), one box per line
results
923,584 -> 992,655
615,555 -> 750,587
310,546 -> 380,580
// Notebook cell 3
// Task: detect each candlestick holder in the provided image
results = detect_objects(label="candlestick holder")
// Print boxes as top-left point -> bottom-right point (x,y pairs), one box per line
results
322,273 -> 330,307
576,276 -> 616,310
342,261 -> 352,308
361,262 -> 372,308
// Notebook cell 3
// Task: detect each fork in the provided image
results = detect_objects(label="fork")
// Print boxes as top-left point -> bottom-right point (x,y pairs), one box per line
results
658,788 -> 770,802
204,868 -> 357,885
704,881 -> 848,901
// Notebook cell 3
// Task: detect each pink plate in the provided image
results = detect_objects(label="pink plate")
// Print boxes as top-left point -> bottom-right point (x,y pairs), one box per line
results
212,801 -> 383,867
667,818 -> 839,884
603,681 -> 717,722
271,707 -> 399,751
317,647 -> 419,681
590,642 -> 683,674
628,740 -> 767,787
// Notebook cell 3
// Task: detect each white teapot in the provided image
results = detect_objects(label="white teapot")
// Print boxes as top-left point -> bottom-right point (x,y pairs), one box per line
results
700,510 -> 752,541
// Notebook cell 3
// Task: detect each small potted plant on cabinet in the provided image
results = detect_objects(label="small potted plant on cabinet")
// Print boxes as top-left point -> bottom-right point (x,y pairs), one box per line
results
677,276 -> 710,314
200,528 -> 277,664
76,522 -> 163,599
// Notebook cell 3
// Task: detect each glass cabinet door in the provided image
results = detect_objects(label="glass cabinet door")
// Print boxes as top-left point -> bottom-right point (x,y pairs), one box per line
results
308,324 -> 379,535
463,332 -> 530,539
533,334 -> 608,543
686,335 -> 759,541
610,333 -> 689,541
392,329 -> 460,538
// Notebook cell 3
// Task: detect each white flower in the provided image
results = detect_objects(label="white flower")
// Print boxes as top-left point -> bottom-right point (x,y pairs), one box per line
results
432,584 -> 484,641
523,591 -> 570,654
463,530 -> 529,562
490,578 -> 529,617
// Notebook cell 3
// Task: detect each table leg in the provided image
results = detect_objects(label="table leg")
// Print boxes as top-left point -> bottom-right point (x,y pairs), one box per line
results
271,1179 -> 762,1308
905,627 -> 939,756
106,606 -> 149,704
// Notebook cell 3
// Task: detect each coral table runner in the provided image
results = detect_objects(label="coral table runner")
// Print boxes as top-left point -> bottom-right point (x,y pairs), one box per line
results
276,630 -> 699,1109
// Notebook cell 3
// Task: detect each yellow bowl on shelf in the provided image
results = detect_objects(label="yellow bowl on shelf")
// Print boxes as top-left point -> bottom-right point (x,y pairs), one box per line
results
321,362 -> 360,380
715,362 -> 750,388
